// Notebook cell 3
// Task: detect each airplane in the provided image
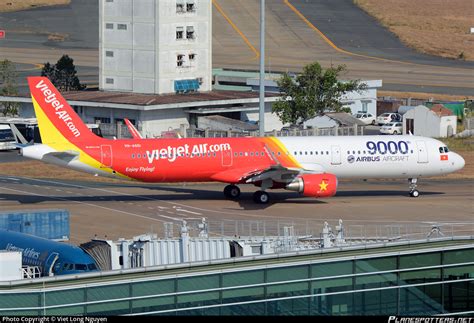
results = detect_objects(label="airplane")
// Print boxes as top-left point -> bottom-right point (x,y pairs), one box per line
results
20,77 -> 465,204
0,229 -> 98,276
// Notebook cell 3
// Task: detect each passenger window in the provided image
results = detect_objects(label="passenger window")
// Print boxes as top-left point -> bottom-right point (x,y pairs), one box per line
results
305,151 -> 307,155
315,151 -> 318,155
137,154 -> 141,158
132,154 -> 135,158
76,264 -> 87,271
326,151 -> 329,155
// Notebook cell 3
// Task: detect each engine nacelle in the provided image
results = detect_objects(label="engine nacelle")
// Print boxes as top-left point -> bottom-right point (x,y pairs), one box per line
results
286,173 -> 338,198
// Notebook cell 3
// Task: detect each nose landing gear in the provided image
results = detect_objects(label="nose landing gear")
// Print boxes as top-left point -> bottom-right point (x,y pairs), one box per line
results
408,178 -> 420,197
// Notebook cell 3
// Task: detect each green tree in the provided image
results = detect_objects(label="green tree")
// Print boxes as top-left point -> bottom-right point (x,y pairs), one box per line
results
0,59 -> 20,116
41,55 -> 85,92
272,62 -> 367,125
40,62 -> 56,84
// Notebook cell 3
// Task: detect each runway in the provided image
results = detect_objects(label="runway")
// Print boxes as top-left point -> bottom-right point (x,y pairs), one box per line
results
0,175 -> 472,244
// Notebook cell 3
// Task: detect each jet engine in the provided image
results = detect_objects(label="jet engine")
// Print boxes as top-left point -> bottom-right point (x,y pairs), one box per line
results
286,173 -> 338,198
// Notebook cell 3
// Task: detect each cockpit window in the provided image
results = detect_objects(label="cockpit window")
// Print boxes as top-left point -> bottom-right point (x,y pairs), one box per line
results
62,263 -> 72,271
444,147 -> 449,153
439,147 -> 444,153
88,264 -> 98,271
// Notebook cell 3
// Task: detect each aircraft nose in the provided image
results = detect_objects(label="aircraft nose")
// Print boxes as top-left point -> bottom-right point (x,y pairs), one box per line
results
453,153 -> 465,171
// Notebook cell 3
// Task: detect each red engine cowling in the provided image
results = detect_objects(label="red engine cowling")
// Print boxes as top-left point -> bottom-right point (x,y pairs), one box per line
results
286,173 -> 338,198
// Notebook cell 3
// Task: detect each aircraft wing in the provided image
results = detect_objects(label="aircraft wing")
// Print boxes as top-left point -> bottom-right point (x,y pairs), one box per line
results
211,163 -> 326,184
124,118 -> 143,139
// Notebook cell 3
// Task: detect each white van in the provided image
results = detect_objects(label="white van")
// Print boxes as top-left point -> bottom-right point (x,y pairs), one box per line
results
0,124 -> 16,150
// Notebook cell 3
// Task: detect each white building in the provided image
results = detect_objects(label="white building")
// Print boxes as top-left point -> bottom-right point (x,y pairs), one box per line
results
0,251 -> 23,281
403,105 -> 457,138
246,78 -> 382,117
100,0 -> 212,94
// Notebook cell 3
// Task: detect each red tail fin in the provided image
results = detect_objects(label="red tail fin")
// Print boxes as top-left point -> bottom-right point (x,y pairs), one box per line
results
28,77 -> 98,144
124,118 -> 143,139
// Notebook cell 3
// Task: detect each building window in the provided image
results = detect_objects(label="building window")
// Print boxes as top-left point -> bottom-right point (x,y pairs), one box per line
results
186,0 -> 196,12
177,54 -> 185,67
189,53 -> 196,61
106,78 -> 114,84
361,100 -> 371,112
117,24 -> 127,30
105,51 -> 114,58
105,23 -> 114,30
186,26 -> 195,40
176,27 -> 184,40
176,0 -> 185,13
94,117 -> 111,124
106,0 -> 114,2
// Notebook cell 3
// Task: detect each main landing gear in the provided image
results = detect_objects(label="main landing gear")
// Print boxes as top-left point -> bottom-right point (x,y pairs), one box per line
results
253,191 -> 270,204
224,185 -> 240,199
408,178 -> 420,198
223,185 -> 271,204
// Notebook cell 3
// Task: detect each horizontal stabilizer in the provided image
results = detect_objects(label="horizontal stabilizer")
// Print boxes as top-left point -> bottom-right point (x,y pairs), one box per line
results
43,150 -> 80,163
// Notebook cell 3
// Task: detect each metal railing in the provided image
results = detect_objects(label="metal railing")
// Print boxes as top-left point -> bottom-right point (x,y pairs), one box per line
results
186,125 -> 364,138
172,218 -> 474,247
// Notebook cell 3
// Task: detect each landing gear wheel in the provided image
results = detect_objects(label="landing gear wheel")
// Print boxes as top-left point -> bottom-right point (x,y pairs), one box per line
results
224,185 -> 240,199
408,178 -> 419,197
253,191 -> 270,204
371,120 -> 375,125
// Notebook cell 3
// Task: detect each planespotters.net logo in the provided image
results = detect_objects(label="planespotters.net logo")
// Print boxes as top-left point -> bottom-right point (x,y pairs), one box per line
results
388,317 -> 473,323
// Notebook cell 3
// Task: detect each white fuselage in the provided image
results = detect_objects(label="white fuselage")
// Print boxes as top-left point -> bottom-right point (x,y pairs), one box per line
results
279,135 -> 465,179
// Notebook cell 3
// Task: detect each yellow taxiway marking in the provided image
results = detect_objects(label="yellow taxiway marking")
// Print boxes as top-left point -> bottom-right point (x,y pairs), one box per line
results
212,0 -> 260,59
284,0 -> 465,69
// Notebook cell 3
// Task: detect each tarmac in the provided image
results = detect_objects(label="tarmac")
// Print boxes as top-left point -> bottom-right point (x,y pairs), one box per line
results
0,174 -> 472,244
0,0 -> 472,95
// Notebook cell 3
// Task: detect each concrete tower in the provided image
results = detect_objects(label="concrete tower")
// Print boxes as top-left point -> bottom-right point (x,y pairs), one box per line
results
99,0 -> 212,94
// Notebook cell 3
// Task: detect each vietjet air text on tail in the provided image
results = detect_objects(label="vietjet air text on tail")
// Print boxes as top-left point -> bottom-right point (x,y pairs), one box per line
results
21,77 -> 465,203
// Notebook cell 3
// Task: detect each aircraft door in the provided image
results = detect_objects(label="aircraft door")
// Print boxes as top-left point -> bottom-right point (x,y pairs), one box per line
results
100,145 -> 113,167
43,252 -> 59,276
416,141 -> 428,163
331,145 -> 341,165
222,148 -> 233,167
